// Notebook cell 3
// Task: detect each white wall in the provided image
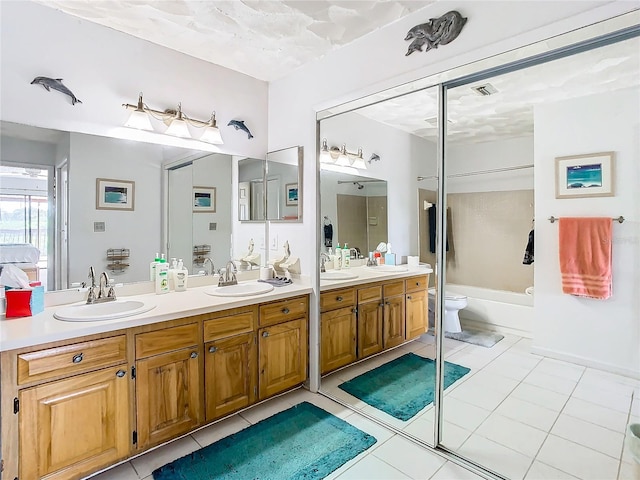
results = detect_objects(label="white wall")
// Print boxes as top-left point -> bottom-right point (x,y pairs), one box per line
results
533,87 -> 640,377
0,1 -> 268,160
68,133 -> 163,285
0,136 -> 57,168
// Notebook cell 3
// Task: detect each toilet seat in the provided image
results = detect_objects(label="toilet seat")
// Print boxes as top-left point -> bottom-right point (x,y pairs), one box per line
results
428,288 -> 467,301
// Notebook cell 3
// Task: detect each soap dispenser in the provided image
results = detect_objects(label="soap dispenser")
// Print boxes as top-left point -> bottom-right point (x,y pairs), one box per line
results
155,255 -> 170,294
174,259 -> 188,292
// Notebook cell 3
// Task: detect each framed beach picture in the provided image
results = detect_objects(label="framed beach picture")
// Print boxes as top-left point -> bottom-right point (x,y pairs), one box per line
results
96,178 -> 135,210
285,183 -> 298,206
193,186 -> 216,212
555,152 -> 615,199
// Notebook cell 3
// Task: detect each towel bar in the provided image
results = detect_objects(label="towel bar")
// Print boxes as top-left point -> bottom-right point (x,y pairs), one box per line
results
548,215 -> 624,223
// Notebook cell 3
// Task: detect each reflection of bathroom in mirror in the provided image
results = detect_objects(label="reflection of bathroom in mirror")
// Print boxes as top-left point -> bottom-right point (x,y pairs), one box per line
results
237,157 -> 266,222
0,120 -> 264,290
266,146 -> 303,222
320,170 -> 387,256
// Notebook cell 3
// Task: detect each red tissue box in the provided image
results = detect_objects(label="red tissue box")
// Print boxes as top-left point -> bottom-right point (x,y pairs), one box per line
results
5,285 -> 45,318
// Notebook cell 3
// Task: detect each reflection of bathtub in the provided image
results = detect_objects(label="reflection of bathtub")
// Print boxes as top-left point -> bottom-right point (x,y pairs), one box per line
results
446,284 -> 534,338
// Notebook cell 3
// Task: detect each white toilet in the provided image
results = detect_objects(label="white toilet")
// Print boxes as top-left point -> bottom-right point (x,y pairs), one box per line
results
428,288 -> 467,333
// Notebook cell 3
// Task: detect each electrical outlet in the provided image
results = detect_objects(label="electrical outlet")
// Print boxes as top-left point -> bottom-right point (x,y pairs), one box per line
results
93,221 -> 105,232
259,236 -> 265,249
270,234 -> 278,251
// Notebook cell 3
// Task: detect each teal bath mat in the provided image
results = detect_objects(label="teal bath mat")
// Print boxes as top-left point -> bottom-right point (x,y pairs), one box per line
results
152,401 -> 376,480
338,353 -> 470,421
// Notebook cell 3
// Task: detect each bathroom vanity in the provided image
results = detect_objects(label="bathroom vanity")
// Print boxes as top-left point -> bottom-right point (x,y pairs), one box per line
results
319,266 -> 432,375
0,282 -> 311,480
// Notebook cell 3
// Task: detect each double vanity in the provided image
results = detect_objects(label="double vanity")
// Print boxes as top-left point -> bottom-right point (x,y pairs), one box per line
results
0,264 -> 431,480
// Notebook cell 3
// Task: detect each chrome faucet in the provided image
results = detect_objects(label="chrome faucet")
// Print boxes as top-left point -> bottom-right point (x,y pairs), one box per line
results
86,266 -> 97,303
319,252 -> 331,273
349,247 -> 360,259
98,271 -> 116,302
202,257 -> 215,276
219,260 -> 238,287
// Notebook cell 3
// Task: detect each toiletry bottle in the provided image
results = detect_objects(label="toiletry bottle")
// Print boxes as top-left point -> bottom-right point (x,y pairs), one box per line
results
334,243 -> 342,270
174,259 -> 188,292
149,252 -> 160,281
155,256 -> 170,294
169,258 -> 178,289
342,242 -> 350,268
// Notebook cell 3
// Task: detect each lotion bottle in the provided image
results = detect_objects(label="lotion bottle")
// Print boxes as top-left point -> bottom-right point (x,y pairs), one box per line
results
342,242 -> 350,269
149,252 -> 160,281
155,256 -> 170,294
334,244 -> 342,270
174,259 -> 188,292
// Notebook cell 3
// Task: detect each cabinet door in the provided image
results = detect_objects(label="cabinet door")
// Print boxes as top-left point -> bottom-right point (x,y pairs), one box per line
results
258,318 -> 307,400
321,306 -> 357,375
406,290 -> 428,340
384,294 -> 406,349
205,332 -> 256,421
358,301 -> 384,359
20,365 -> 130,480
136,347 -> 202,449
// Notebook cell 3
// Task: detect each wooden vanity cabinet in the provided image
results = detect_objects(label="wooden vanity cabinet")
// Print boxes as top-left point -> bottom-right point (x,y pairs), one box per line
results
357,285 -> 384,359
135,323 -> 202,450
258,296 -> 309,399
382,281 -> 406,349
320,288 -> 357,375
405,276 -> 429,340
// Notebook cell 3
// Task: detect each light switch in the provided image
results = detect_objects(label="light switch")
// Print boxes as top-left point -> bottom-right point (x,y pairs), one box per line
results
209,222 -> 217,231
259,236 -> 265,249
94,221 -> 105,232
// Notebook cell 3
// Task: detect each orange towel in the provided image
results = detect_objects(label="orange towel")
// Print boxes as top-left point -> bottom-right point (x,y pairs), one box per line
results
559,217 -> 612,299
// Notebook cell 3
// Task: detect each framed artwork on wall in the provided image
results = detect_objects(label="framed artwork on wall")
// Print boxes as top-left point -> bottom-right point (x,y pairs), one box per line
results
96,178 -> 135,210
555,152 -> 615,199
285,183 -> 298,206
193,186 -> 216,212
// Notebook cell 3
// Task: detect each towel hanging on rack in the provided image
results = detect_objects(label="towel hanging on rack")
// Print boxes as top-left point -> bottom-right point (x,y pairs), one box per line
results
523,229 -> 534,265
428,205 -> 449,254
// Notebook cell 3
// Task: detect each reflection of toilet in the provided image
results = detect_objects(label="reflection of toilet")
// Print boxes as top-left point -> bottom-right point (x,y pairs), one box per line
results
428,288 -> 467,333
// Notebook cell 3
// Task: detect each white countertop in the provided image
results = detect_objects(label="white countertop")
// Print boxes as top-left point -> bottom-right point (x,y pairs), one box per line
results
319,265 -> 433,291
0,280 -> 312,352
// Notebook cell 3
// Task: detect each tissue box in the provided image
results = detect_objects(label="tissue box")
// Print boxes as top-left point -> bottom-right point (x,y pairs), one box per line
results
5,286 -> 45,318
384,253 -> 396,265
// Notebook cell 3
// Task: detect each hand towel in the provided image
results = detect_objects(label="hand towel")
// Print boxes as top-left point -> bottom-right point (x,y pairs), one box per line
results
323,223 -> 333,248
559,217 -> 612,299
523,229 -> 534,265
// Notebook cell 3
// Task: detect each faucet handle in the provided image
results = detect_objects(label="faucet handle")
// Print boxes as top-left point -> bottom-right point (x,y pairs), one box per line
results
88,266 -> 96,287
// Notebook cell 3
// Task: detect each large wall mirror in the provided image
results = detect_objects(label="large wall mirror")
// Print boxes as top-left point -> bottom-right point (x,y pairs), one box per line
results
266,146 -> 303,222
0,120 -> 265,290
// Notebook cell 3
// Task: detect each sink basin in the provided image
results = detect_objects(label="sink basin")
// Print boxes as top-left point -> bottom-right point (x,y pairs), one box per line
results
54,300 -> 156,322
320,271 -> 359,281
205,283 -> 274,297
367,265 -> 409,273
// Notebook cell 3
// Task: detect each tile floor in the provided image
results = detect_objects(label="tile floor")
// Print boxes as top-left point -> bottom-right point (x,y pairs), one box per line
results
87,332 -> 639,480
321,333 -> 640,480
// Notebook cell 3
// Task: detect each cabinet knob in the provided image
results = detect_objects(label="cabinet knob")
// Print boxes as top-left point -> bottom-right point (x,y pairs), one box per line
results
262,331 -> 269,338
379,303 -> 385,308
116,369 -> 126,378
386,302 -> 391,305
190,351 -> 198,359
336,296 -> 343,302
416,282 -> 420,286
72,353 -> 83,364
208,346 -> 217,353
407,295 -> 412,300
282,307 -> 290,314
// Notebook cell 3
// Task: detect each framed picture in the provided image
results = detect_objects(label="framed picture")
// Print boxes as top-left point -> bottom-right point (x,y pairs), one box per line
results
193,186 -> 216,212
285,183 -> 298,206
555,152 -> 615,199
96,178 -> 135,210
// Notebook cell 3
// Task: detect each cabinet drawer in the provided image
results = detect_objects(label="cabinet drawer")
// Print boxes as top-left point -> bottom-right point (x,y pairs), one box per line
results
405,275 -> 428,293
320,288 -> 355,312
18,335 -> 126,385
136,323 -> 198,359
204,312 -> 255,342
358,285 -> 382,304
383,281 -> 404,298
259,296 -> 308,327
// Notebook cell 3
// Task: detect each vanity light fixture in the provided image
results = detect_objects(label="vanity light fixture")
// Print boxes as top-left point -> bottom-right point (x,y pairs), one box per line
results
318,138 -> 366,169
122,93 -> 224,145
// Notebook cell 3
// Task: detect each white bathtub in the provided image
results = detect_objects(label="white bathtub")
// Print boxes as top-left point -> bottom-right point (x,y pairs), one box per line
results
446,284 -> 534,338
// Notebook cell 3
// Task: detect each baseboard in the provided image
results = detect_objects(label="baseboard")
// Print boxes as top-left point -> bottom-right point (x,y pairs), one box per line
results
460,317 -> 533,339
530,345 -> 640,380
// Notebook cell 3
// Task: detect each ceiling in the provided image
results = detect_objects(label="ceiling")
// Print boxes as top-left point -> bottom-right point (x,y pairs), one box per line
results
37,0 -> 433,82
354,37 -> 640,144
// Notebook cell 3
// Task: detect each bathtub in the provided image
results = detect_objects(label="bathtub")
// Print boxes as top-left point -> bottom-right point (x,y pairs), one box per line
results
445,284 -> 534,338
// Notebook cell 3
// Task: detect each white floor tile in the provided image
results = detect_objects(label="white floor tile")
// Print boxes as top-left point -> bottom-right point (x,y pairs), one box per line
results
373,435 -> 446,479
446,381 -> 511,411
322,385 -> 369,409
497,350 -> 542,370
551,414 -> 625,459
289,390 -> 356,419
458,434 -> 533,480
533,358 -> 585,382
446,351 -> 494,370
631,396 -> 639,417
429,461 -> 487,480
88,462 -> 139,480
562,396 -> 630,433
618,460 -> 640,480
523,370 -> 577,395
130,436 -> 200,479
342,414 -> 396,449
524,461 -> 580,479
191,414 -> 250,448
581,368 -> 640,390
402,415 -> 472,450
571,382 -> 633,414
442,396 -> 492,431
536,435 -> 620,480
462,370 -> 520,394
238,394 -> 296,424
510,382 -> 570,412
361,404 -> 417,430
510,337 -> 534,354
494,396 -> 559,432
476,413 -> 548,457
481,358 -> 535,381
335,453 -> 411,479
